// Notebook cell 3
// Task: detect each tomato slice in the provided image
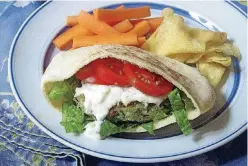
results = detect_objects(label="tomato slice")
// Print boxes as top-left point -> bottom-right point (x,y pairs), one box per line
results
91,58 -> 120,70
75,64 -> 94,80
124,63 -> 173,96
76,58 -> 129,86
85,75 -> 111,85
75,58 -> 173,96
154,76 -> 174,94
96,62 -> 130,86
75,58 -> 118,81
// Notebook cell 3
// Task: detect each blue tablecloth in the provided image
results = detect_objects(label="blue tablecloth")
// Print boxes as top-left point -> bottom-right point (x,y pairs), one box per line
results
0,1 -> 247,166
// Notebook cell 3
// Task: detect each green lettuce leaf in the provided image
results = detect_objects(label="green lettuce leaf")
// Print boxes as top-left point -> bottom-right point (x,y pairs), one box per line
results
181,92 -> 195,111
48,76 -> 79,101
100,120 -> 155,137
74,95 -> 85,110
160,99 -> 172,110
100,120 -> 124,137
141,122 -> 155,135
84,114 -> 95,122
60,102 -> 86,133
168,88 -> 193,135
100,120 -> 137,137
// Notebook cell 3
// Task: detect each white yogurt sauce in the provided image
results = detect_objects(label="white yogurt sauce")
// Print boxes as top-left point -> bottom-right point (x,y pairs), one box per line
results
75,83 -> 166,139
84,121 -> 102,140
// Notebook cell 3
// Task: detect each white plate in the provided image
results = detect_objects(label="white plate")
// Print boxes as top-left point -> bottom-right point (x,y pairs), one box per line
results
9,1 -> 247,163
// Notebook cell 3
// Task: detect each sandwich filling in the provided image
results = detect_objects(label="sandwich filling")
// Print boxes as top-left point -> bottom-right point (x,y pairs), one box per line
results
75,84 -> 167,139
48,58 -> 195,139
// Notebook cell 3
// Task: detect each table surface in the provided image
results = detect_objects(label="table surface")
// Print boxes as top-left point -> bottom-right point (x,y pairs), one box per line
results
0,1 -> 247,166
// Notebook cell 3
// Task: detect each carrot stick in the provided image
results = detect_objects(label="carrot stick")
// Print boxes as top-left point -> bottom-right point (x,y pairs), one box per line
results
96,5 -> 125,26
66,16 -> 78,26
129,19 -> 143,25
93,5 -> 125,18
109,16 -> 163,28
53,24 -> 94,50
130,17 -> 161,25
66,6 -> 124,27
147,17 -> 163,32
66,18 -> 121,27
106,21 -> 121,26
130,17 -> 163,32
105,5 -> 125,26
113,19 -> 133,33
128,20 -> 151,37
94,6 -> 151,22
73,33 -> 138,48
138,37 -> 146,46
78,10 -> 120,35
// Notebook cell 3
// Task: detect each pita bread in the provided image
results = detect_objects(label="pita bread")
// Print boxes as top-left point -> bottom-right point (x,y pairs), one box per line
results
41,45 -> 216,132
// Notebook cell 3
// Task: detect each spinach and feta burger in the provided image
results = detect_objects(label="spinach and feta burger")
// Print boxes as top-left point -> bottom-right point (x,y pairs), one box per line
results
41,45 -> 216,139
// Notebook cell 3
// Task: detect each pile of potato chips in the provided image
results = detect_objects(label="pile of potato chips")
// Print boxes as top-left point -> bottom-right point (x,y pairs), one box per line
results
142,8 -> 240,87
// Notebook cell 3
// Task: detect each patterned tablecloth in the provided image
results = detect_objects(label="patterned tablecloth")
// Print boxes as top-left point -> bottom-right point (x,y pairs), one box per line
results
0,1 -> 247,166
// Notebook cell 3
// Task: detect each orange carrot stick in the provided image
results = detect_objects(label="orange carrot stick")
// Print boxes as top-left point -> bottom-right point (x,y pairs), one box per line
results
78,10 -> 120,35
66,16 -> 78,26
67,6 -> 125,26
98,5 -> 125,26
73,33 -> 138,48
129,19 -> 143,25
105,5 -> 125,25
53,24 -> 94,50
66,18 -> 121,27
130,17 -> 163,32
94,6 -> 151,22
128,20 -> 151,37
106,21 -> 121,26
93,5 -> 125,18
138,37 -> 146,46
113,19 -> 133,33
147,17 -> 163,32
95,5 -> 125,26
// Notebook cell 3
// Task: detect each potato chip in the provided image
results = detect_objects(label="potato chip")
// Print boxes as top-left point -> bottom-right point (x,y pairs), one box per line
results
207,42 -> 241,59
190,29 -> 227,44
167,53 -> 192,63
197,58 -> 226,87
141,8 -> 240,88
186,53 -> 204,64
167,53 -> 204,64
161,8 -> 174,17
142,8 -> 228,56
141,33 -> 157,53
204,52 -> 232,67
142,8 -> 206,55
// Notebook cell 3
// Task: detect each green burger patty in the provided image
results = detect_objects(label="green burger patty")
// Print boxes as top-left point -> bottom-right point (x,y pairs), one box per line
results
107,100 -> 172,124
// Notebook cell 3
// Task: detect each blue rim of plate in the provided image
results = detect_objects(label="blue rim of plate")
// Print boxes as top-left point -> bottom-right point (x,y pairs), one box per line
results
9,1 -> 247,160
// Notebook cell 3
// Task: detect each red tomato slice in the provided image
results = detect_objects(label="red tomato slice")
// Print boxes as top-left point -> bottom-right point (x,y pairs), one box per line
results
134,65 -> 156,81
75,58 -> 119,81
91,58 -> 120,70
96,62 -> 130,86
75,64 -> 94,80
124,63 -> 173,96
85,75 -> 111,85
75,58 -> 173,96
154,76 -> 174,94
